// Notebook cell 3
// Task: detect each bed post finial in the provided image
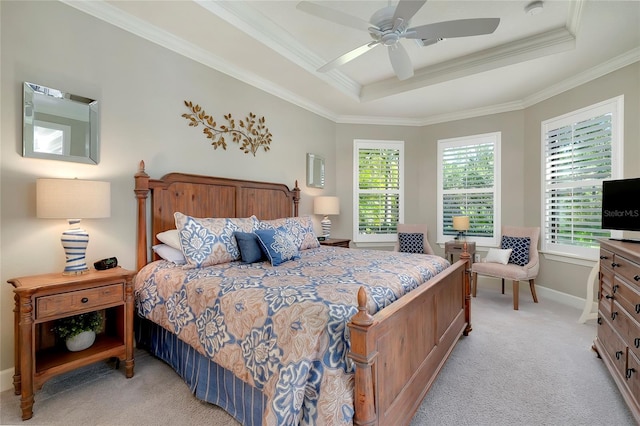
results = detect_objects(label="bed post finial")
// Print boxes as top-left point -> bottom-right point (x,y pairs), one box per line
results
135,161 -> 151,271
348,286 -> 376,425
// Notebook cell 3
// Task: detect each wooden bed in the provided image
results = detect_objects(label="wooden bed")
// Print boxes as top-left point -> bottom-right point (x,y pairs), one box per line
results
134,160 -> 472,426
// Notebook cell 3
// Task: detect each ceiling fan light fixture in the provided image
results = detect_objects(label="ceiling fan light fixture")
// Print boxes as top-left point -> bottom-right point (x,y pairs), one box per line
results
524,1 -> 544,16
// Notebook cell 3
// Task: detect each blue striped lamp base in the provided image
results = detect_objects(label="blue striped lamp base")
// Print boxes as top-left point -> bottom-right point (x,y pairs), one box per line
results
61,219 -> 90,275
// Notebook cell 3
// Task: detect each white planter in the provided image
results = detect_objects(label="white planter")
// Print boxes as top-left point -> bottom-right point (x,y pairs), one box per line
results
65,330 -> 96,352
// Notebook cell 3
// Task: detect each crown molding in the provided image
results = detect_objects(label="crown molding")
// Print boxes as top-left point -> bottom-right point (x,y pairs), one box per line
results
59,0 -> 340,123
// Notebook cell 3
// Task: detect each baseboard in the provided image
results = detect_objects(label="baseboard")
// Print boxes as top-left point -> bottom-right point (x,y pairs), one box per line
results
1,367 -> 13,393
0,282 -> 598,394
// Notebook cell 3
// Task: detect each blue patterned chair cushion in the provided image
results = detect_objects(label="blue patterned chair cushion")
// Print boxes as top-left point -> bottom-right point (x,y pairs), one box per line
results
255,227 -> 300,266
398,233 -> 424,254
501,236 -> 531,266
174,212 -> 259,268
258,216 -> 320,250
234,232 -> 265,264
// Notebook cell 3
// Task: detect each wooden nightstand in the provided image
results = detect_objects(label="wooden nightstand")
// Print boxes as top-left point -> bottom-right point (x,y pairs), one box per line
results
319,238 -> 351,248
444,240 -> 476,266
7,267 -> 136,420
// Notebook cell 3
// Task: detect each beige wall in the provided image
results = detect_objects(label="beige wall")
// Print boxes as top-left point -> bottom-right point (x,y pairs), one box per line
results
1,1 -> 638,378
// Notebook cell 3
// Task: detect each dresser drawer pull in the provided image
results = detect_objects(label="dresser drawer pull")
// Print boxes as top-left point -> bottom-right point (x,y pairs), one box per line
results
635,338 -> 640,349
81,297 -> 89,303
636,304 -> 640,314
615,350 -> 623,360
597,316 -> 603,325
611,262 -> 620,268
626,368 -> 636,379
611,311 -> 618,320
612,284 -> 619,293
634,274 -> 640,281
600,255 -> 608,260
605,294 -> 613,300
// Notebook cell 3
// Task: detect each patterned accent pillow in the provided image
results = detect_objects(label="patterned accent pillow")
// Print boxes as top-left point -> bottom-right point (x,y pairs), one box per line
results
258,216 -> 320,250
174,212 -> 259,268
255,227 -> 300,266
234,232 -> 265,264
501,236 -> 531,266
398,233 -> 424,254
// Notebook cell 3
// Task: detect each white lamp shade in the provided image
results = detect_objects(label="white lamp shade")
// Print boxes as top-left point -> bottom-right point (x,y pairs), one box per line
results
37,178 -> 110,219
452,215 -> 470,231
314,196 -> 340,215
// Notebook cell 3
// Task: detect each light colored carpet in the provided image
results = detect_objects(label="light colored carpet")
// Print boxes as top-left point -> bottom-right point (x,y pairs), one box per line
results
1,287 -> 636,425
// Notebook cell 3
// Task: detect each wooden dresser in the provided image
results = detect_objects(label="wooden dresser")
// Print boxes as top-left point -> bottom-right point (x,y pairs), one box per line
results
595,239 -> 640,423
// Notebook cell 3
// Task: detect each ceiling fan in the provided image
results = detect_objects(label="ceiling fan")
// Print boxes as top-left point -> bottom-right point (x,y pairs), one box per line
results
297,0 -> 500,81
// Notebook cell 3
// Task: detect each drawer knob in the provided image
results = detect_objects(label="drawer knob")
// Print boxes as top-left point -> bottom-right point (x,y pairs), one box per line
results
636,304 -> 640,314
634,275 -> 640,281
626,368 -> 636,379
611,262 -> 620,268
600,255 -> 608,260
612,284 -> 619,293
615,350 -> 623,360
81,297 -> 89,303
597,316 -> 603,325
611,311 -> 618,320
635,338 -> 640,349
605,294 -> 613,300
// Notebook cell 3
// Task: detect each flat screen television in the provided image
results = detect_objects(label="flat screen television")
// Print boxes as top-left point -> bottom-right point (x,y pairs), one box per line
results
601,177 -> 640,238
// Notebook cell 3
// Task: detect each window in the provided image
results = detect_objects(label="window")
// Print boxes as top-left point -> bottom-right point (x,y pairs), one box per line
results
437,132 -> 501,246
541,96 -> 623,259
353,140 -> 404,243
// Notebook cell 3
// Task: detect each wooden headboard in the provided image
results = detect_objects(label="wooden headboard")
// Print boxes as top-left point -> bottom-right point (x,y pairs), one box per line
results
134,160 -> 300,270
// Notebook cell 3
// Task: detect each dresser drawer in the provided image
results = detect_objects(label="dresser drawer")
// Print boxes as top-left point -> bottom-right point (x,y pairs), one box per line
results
597,316 -> 627,377
613,254 -> 640,290
614,277 -> 640,324
600,248 -> 615,274
614,302 -> 640,360
36,283 -> 124,321
628,351 -> 640,407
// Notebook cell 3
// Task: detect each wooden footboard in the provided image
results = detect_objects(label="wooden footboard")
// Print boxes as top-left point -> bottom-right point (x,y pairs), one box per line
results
349,257 -> 471,426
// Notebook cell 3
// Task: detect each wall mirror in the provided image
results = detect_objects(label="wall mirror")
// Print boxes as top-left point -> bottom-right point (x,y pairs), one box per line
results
23,82 -> 99,164
306,153 -> 325,188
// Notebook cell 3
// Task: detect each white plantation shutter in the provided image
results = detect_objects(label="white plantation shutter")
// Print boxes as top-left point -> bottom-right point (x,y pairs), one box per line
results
438,133 -> 501,246
353,140 -> 404,243
542,96 -> 623,259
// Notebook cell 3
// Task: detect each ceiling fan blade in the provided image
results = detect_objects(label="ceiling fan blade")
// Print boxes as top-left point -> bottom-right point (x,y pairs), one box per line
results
393,0 -> 427,23
318,42 -> 379,73
296,1 -> 372,32
405,18 -> 500,40
388,43 -> 414,81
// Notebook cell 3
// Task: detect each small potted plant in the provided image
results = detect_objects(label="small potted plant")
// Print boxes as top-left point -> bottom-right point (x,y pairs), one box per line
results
52,311 -> 103,352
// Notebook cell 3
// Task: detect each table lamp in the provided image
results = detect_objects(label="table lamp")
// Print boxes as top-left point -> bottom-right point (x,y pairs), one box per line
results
37,178 -> 111,274
452,215 -> 470,241
314,196 -> 340,238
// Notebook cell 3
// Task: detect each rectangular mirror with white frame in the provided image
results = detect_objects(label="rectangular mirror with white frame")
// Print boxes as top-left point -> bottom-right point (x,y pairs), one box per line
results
23,82 -> 99,164
306,153 -> 325,188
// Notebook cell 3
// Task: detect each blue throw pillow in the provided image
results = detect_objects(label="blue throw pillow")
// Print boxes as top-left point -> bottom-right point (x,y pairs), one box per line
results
501,236 -> 531,266
255,227 -> 300,266
234,232 -> 265,264
398,233 -> 424,254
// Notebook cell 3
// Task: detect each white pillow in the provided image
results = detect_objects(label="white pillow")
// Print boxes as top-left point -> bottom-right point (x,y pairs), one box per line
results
485,248 -> 512,265
152,244 -> 186,264
157,229 -> 181,249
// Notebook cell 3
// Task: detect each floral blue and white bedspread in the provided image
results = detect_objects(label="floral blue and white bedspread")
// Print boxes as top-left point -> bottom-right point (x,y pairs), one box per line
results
134,246 -> 450,425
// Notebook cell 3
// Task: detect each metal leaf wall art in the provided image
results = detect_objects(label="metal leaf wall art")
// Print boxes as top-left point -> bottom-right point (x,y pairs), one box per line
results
181,100 -> 272,156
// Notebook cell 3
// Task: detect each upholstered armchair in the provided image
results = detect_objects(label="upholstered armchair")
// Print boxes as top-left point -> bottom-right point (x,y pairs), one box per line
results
393,224 -> 435,255
471,226 -> 540,310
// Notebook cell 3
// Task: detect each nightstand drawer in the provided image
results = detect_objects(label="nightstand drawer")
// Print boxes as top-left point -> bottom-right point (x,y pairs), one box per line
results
36,283 -> 124,320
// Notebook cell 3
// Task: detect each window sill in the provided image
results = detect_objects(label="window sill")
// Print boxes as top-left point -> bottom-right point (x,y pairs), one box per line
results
540,250 -> 598,267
